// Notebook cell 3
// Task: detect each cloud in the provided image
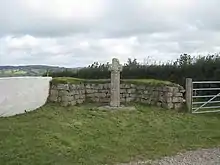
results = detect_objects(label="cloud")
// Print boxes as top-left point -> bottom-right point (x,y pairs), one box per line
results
1,0 -> 220,67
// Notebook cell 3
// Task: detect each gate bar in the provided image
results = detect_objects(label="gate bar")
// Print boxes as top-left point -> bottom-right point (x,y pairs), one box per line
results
193,81 -> 220,84
192,95 -> 220,98
193,88 -> 220,91
193,93 -> 220,112
192,100 -> 220,105
192,109 -> 220,114
192,105 -> 220,110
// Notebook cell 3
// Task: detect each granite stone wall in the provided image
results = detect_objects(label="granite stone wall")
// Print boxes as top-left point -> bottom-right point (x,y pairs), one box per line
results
48,82 -> 185,110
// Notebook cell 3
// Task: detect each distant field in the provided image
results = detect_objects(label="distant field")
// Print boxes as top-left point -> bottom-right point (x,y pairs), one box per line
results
0,65 -> 76,77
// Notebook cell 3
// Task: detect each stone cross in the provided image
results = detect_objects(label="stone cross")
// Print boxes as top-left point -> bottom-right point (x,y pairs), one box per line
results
109,58 -> 123,107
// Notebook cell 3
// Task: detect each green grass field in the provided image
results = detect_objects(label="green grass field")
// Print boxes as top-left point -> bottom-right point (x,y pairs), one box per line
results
1,103 -> 220,165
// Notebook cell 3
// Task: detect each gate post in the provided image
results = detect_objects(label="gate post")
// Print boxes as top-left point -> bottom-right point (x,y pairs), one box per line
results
186,78 -> 193,112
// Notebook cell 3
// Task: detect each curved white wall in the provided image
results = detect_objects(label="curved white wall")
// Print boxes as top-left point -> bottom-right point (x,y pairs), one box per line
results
0,77 -> 52,117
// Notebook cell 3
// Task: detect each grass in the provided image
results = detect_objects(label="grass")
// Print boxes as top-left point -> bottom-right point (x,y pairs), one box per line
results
51,77 -> 174,86
121,79 -> 173,86
1,103 -> 220,165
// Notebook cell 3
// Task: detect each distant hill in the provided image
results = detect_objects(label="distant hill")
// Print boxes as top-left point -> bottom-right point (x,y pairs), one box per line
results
0,65 -> 80,77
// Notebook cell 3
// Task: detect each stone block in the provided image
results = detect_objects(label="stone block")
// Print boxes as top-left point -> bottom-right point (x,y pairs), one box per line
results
103,83 -> 110,89
135,98 -> 141,102
93,89 -> 98,93
127,88 -> 136,94
93,98 -> 100,102
120,84 -> 131,89
100,98 -> 110,103
59,90 -> 69,97
79,94 -> 85,99
158,95 -> 165,102
87,93 -> 95,98
69,84 -> 76,90
162,86 -> 171,92
57,97 -> 62,102
93,93 -> 99,98
155,87 -> 162,91
143,90 -> 149,94
104,90 -> 110,95
129,94 -> 137,98
130,84 -> 136,88
152,91 -> 159,97
150,99 -> 157,105
174,93 -> 183,97
166,97 -> 173,103
180,89 -> 186,93
126,97 -> 134,102
106,93 -> 111,98
173,87 -> 179,93
125,84 -> 131,88
99,93 -> 106,98
141,98 -> 149,104
141,94 -> 147,99
69,91 -> 76,96
167,103 -> 174,109
61,101 -> 69,106
75,95 -> 80,99
70,101 -> 76,105
86,89 -> 93,94
62,95 -> 74,102
165,92 -> 173,97
120,84 -> 126,89
162,102 -> 174,109
124,93 -> 130,98
137,85 -> 146,90
72,90 -> 78,95
57,84 -> 69,90
173,97 -> 182,103
79,90 -> 84,94
121,98 -> 126,102
73,84 -> 79,89
136,90 -> 144,94
174,103 -> 183,110
157,102 -> 162,107
48,94 -> 58,102
50,89 -> 58,97
120,89 -> 127,94
85,84 -> 91,89
51,85 -> 57,89
98,84 -> 103,89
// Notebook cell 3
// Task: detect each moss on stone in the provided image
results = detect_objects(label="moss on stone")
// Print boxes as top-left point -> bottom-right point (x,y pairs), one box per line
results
51,77 -> 110,85
51,77 -> 83,84
51,77 -> 175,86
122,79 -> 174,86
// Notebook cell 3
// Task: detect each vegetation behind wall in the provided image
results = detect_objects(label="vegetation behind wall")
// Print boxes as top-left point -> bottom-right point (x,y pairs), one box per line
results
44,53 -> 220,87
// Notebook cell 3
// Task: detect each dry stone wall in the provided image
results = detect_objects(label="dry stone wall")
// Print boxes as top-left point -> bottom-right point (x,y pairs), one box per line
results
48,82 -> 185,110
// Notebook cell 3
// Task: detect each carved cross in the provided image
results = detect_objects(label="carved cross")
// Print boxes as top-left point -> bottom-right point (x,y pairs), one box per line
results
109,58 -> 123,72
108,58 -> 122,107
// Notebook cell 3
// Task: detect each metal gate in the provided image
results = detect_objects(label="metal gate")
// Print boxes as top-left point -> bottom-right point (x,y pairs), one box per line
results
191,80 -> 220,114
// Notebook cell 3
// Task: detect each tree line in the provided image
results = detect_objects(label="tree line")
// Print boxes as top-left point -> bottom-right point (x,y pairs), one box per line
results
44,53 -> 220,86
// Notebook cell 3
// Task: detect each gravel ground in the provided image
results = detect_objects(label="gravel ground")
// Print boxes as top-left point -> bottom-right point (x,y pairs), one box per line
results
119,148 -> 220,165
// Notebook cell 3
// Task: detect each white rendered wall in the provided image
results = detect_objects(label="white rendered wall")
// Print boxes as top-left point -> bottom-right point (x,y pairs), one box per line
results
0,77 -> 52,117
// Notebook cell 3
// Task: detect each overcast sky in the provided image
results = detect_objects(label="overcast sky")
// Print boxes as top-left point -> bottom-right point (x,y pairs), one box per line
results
0,0 -> 220,67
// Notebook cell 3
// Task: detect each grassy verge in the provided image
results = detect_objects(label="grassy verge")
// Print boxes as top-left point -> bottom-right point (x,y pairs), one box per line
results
51,77 -> 174,86
1,103 -> 220,165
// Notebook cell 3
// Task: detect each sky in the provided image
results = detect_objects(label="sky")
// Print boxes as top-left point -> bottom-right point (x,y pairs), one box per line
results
0,0 -> 220,67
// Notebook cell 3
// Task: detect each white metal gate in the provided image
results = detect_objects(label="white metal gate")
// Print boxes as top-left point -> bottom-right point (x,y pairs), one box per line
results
191,81 -> 220,114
